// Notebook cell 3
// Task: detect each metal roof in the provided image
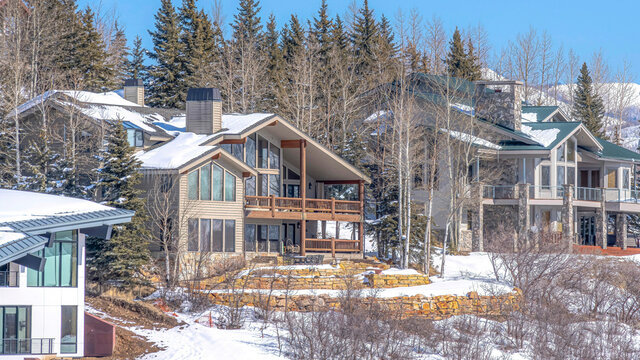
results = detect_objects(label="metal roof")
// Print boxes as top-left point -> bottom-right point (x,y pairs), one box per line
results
124,79 -> 143,87
588,137 -> 640,162
522,106 -> 559,122
0,234 -> 48,266
0,209 -> 134,235
122,121 -> 142,130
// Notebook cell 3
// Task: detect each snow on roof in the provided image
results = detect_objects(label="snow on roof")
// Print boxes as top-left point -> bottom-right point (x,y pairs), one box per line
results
0,189 -> 112,224
0,226 -> 26,246
15,90 -> 140,115
63,102 -> 157,132
443,129 -> 501,150
364,110 -> 391,123
450,103 -> 474,116
136,132 -> 217,170
521,112 -> 538,122
520,124 -> 560,147
219,113 -> 274,135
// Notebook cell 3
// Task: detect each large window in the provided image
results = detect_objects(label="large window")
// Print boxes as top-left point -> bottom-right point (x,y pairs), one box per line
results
245,135 -> 256,167
232,144 -> 243,161
567,166 -> 575,186
567,138 -> 576,162
188,170 -> 198,200
557,166 -> 565,187
60,306 -> 77,354
245,176 -> 256,196
225,171 -> 236,202
258,174 -> 268,196
0,306 -> 31,355
246,224 -> 281,253
28,231 -> 77,287
557,143 -> 565,162
541,166 -> 550,188
187,163 -> 236,202
258,136 -> 269,168
269,175 -> 280,197
225,220 -> 236,252
187,218 -> 235,253
269,143 -> 280,169
624,168 -> 630,189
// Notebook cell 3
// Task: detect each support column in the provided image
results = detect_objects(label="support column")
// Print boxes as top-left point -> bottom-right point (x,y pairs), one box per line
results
359,180 -> 365,257
517,183 -> 530,250
615,213 -> 628,250
562,184 -> 574,252
471,182 -> 484,252
596,191 -> 607,249
300,139 -> 307,256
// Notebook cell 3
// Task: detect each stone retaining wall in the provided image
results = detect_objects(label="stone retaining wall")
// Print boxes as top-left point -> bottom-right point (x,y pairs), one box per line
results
365,273 -> 431,288
207,289 -> 520,320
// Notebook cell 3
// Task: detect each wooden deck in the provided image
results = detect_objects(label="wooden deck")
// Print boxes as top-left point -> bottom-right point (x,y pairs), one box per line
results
245,195 -> 363,222
573,245 -> 640,256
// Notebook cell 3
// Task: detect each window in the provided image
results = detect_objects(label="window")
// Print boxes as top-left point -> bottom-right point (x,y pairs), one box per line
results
200,164 -> 211,200
557,143 -> 565,162
567,138 -> 575,162
221,143 -> 231,154
567,166 -> 575,186
258,174 -> 268,196
225,220 -> 236,252
246,135 -> 256,168
127,129 -> 143,147
245,224 -> 256,252
232,143 -> 243,161
60,306 -> 77,354
1,306 -> 31,354
212,220 -> 223,252
225,171 -> 236,201
269,175 -> 280,197
245,176 -> 256,196
557,166 -> 565,187
212,164 -> 223,201
269,143 -> 280,169
269,225 -> 280,254
27,231 -> 77,287
188,219 -> 198,251
624,168 -> 630,189
607,168 -> 617,188
188,170 -> 198,200
258,136 -> 269,168
541,166 -> 550,188
200,219 -> 211,252
258,225 -> 268,252
288,168 -> 300,180
160,174 -> 173,193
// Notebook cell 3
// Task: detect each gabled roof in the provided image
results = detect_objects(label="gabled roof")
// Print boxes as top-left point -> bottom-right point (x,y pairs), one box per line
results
0,190 -> 134,266
586,137 -> 640,162
521,106 -> 561,122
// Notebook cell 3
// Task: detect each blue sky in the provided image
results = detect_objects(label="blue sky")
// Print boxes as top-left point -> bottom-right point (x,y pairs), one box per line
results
78,0 -> 640,79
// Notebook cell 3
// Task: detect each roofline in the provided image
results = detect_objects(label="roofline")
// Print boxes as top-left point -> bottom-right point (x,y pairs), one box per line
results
3,210 -> 135,235
0,235 -> 47,266
177,147 -> 258,176
546,123 -> 603,152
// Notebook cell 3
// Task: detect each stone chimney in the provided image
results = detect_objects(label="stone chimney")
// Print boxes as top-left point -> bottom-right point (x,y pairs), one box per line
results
186,88 -> 223,135
123,79 -> 144,106
474,80 -> 523,131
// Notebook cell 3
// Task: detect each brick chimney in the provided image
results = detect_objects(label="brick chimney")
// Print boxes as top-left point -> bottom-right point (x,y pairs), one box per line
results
123,79 -> 144,106
474,80 -> 523,131
186,88 -> 223,135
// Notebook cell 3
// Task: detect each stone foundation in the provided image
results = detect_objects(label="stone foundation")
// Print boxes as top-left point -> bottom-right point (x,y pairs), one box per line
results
365,273 -> 431,288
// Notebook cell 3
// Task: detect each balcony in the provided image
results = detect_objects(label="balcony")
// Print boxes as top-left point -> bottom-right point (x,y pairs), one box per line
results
245,195 -> 363,222
1,338 -> 54,355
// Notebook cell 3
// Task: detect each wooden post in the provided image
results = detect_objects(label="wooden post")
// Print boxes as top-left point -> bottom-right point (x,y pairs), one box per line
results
331,238 -> 335,258
331,197 -> 335,219
270,194 -> 276,218
359,180 -> 364,253
300,139 -> 307,256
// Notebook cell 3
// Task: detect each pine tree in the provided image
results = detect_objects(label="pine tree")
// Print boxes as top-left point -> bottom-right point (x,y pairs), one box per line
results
108,22 -> 130,87
264,14 -> 284,111
75,7 -> 114,91
281,14 -> 304,62
444,28 -> 480,81
179,0 -> 217,88
311,0 -> 333,67
572,62 -> 606,138
351,0 -> 378,77
232,0 -> 262,44
148,0 -> 186,108
89,123 -> 149,289
125,35 -> 148,81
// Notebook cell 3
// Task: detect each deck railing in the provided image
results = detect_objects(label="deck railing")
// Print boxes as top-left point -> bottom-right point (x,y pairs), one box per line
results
1,338 -> 54,355
245,195 -> 361,215
305,238 -> 361,256
575,187 -> 602,201
482,184 -> 640,204
482,185 -> 516,199
0,271 -> 19,287
603,188 -> 640,203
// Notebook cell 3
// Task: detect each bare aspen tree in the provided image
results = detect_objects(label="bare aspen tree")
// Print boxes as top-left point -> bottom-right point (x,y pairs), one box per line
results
508,27 -> 539,103
464,23 -> 491,70
425,15 -> 447,75
537,31 -> 553,105
611,60 -> 637,144
589,50 -> 613,129
564,49 -> 580,109
550,45 -> 566,106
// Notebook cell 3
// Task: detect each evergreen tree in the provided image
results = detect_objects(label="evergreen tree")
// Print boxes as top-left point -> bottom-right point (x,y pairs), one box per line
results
232,0 -> 262,44
444,28 -> 480,81
572,62 -> 606,138
264,14 -> 284,111
281,14 -> 304,62
351,0 -> 378,77
125,35 -> 148,81
89,123 -> 149,289
179,0 -> 217,87
148,0 -> 186,108
76,7 -> 114,91
108,22 -> 130,87
311,0 -> 333,67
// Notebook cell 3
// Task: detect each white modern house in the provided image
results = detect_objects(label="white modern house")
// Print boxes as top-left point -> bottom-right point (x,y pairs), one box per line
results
0,190 -> 133,359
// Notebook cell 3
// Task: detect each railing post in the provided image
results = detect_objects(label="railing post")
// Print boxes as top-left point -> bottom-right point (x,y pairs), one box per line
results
331,237 -> 335,257
270,194 -> 276,217
330,197 -> 335,219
